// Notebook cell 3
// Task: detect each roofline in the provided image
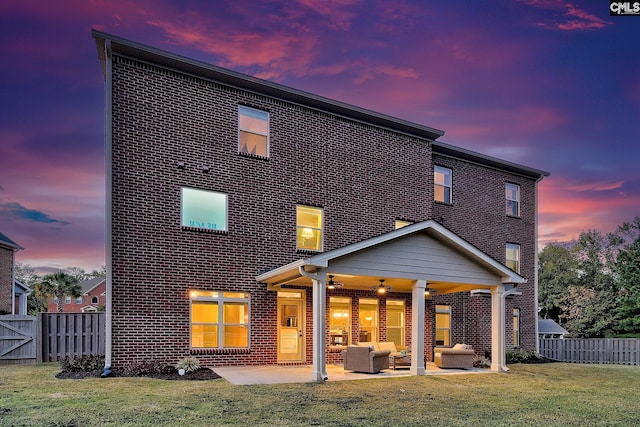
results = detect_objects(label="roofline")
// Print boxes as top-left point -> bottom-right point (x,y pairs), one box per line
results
433,140 -> 550,180
257,220 -> 526,285
92,29 -> 445,141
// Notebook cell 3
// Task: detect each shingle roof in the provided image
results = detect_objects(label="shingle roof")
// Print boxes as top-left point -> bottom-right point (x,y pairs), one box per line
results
80,276 -> 106,294
538,318 -> 569,335
0,232 -> 23,250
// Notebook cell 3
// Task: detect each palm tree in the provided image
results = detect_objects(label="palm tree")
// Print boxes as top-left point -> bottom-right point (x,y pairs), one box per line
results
36,272 -> 83,312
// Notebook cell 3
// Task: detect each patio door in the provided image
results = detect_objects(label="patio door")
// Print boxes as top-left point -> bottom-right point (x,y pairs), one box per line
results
277,291 -> 305,362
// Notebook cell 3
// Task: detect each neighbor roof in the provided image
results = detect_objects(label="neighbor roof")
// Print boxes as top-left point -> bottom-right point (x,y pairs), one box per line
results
0,232 -> 23,250
93,30 -> 549,180
538,318 -> 569,335
80,276 -> 106,294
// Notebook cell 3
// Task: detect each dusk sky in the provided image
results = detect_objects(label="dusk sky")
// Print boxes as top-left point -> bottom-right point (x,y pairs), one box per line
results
1,0 -> 638,273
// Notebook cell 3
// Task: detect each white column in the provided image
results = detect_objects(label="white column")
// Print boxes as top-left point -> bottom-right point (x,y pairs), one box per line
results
410,280 -> 426,375
311,275 -> 327,382
491,285 -> 507,372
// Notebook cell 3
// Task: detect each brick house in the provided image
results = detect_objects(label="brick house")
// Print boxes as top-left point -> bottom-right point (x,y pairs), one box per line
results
0,231 -> 27,315
93,31 -> 548,380
47,276 -> 106,312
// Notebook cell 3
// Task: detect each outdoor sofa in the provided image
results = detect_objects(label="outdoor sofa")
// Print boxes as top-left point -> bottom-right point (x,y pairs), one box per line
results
433,343 -> 475,369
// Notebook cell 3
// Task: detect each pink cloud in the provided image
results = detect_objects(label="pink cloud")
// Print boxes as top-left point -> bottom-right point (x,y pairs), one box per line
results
538,177 -> 640,245
295,0 -> 362,30
518,0 -> 612,31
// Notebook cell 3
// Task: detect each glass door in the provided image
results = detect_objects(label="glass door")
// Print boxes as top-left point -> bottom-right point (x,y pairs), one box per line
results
277,292 -> 305,362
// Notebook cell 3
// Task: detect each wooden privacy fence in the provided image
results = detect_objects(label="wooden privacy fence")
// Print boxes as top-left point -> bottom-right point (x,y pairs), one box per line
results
539,338 -> 640,365
0,313 -> 105,364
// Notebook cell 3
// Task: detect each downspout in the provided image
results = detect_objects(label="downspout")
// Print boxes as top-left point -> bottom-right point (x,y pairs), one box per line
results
298,265 -> 327,382
533,174 -> 545,354
11,248 -> 17,314
102,38 -> 113,376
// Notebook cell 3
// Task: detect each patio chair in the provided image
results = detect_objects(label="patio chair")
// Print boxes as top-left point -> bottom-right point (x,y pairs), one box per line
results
342,345 -> 391,373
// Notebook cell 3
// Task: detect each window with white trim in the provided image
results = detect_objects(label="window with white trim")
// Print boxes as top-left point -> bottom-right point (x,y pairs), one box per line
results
181,187 -> 228,232
75,296 -> 83,304
435,305 -> 451,346
190,290 -> 249,349
506,183 -> 520,217
513,308 -> 520,347
434,166 -> 452,204
296,205 -> 323,251
238,106 -> 269,157
329,297 -> 351,346
64,296 -> 71,304
506,243 -> 521,273
359,298 -> 379,342
91,296 -> 98,304
394,220 -> 413,229
386,300 -> 405,347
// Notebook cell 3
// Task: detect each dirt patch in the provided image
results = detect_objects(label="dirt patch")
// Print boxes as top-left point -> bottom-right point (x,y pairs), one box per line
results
56,367 -> 220,381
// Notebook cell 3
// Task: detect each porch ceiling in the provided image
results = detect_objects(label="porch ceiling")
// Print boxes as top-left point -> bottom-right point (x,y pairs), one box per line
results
256,220 -> 526,293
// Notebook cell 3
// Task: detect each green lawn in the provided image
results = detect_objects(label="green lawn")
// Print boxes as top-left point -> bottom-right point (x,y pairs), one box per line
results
1,363 -> 639,426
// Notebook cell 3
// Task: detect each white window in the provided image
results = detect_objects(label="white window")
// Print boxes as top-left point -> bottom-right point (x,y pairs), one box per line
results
386,300 -> 405,347
359,298 -> 379,342
329,297 -> 351,346
296,205 -> 323,251
513,308 -> 520,347
64,296 -> 71,304
394,220 -> 413,229
506,243 -> 521,273
181,187 -> 228,232
434,166 -> 452,204
190,290 -> 249,349
506,183 -> 520,217
435,305 -> 451,346
75,296 -> 83,304
238,106 -> 269,157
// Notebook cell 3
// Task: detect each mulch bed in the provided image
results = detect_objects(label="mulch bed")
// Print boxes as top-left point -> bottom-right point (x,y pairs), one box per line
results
56,367 -> 221,380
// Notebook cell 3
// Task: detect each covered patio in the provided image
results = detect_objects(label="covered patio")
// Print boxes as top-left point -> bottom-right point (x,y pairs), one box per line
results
257,220 -> 526,382
214,362 -> 489,385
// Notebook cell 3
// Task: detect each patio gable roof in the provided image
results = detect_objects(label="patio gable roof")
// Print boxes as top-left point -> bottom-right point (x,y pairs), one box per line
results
256,220 -> 525,292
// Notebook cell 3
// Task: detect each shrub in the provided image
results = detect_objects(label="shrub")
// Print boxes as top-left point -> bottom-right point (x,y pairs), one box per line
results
175,356 -> 201,373
59,355 -> 105,372
117,360 -> 174,377
506,349 -> 546,364
473,355 -> 490,368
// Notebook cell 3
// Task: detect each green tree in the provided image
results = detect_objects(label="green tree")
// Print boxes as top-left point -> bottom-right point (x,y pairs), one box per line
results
35,272 -> 82,313
614,217 -> 640,334
538,243 -> 579,323
560,230 -> 619,337
15,262 -> 47,314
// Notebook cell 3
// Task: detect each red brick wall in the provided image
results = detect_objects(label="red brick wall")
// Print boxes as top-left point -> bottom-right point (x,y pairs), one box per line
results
109,55 -> 540,369
46,282 -> 107,312
0,246 -> 14,314
432,154 -> 538,352
110,56 -> 434,368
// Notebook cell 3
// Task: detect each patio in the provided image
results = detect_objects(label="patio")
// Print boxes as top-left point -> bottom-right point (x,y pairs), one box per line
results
214,363 -> 489,385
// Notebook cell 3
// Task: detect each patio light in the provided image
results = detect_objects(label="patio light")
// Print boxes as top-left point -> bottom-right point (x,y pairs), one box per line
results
371,279 -> 391,295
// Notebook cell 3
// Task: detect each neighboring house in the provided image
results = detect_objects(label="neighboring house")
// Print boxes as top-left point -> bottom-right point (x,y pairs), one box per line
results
0,231 -> 25,315
93,31 -> 549,380
538,318 -> 569,339
48,276 -> 106,312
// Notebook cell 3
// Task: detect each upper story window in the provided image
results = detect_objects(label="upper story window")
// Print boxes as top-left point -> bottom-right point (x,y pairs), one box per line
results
506,183 -> 520,217
506,243 -> 521,273
91,296 -> 98,304
238,106 -> 269,158
75,296 -> 83,304
181,187 -> 228,232
64,296 -> 71,304
296,205 -> 323,251
434,166 -> 452,204
394,220 -> 413,229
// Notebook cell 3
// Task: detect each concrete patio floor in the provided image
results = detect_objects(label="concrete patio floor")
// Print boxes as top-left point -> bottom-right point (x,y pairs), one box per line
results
213,363 -> 490,385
